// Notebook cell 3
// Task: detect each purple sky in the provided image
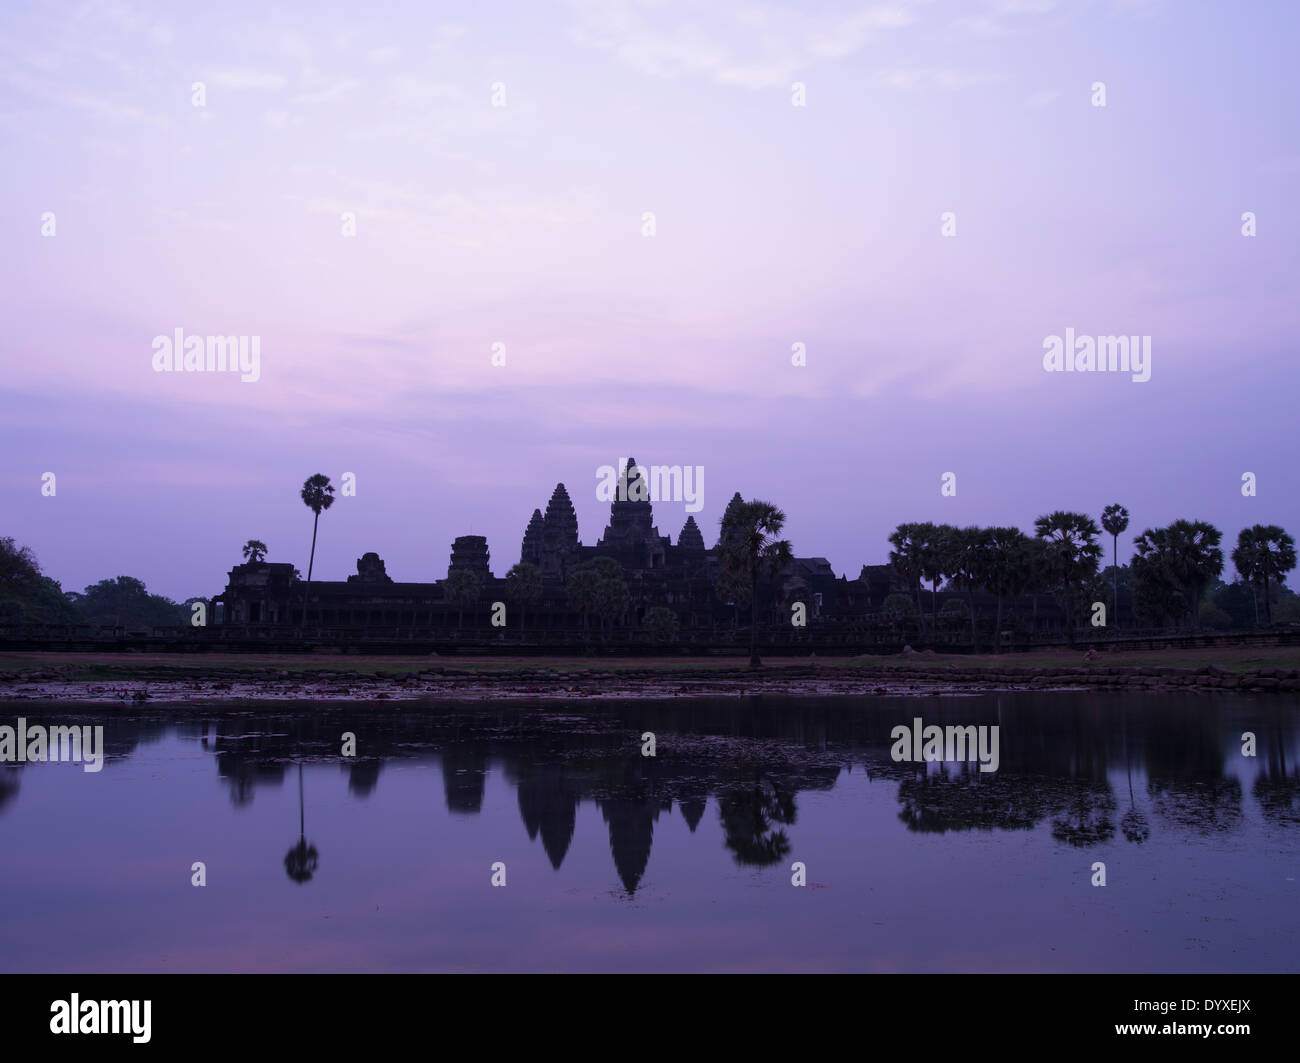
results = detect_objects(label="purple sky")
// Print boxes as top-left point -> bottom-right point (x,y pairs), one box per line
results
1,0 -> 1297,601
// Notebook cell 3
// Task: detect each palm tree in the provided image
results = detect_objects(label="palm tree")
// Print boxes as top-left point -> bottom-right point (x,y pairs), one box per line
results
1132,521 -> 1224,629
918,522 -> 953,632
713,567 -> 752,631
1232,525 -> 1296,625
1164,519 -> 1223,626
888,523 -> 929,639
1132,527 -> 1183,627
299,474 -> 335,628
505,562 -> 543,634
444,569 -> 480,629
1100,504 -> 1129,627
946,525 -> 989,648
981,526 -> 1031,653
1021,536 -> 1051,633
241,539 -> 268,563
718,499 -> 794,667
1034,511 -> 1102,641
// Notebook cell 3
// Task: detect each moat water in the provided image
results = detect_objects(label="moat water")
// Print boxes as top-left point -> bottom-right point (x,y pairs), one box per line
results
1,693 -> 1297,972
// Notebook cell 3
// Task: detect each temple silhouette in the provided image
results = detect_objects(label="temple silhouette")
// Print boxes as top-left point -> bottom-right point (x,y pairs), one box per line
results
213,458 -> 900,634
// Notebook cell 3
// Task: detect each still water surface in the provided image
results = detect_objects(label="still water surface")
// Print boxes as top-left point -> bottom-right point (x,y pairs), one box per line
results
1,693 -> 1297,972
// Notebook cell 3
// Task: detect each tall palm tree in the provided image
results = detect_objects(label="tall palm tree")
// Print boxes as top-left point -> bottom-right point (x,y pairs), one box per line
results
1232,525 -> 1296,625
719,500 -> 793,667
888,523 -> 929,640
1100,504 -> 1129,628
1034,511 -> 1102,642
299,474 -> 335,628
241,539 -> 268,563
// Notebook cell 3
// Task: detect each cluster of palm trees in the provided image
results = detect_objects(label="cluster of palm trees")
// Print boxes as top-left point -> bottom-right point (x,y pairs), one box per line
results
717,499 -> 793,667
887,510 -> 1296,647
563,558 -> 631,635
1231,525 -> 1297,624
889,517 -> 1089,649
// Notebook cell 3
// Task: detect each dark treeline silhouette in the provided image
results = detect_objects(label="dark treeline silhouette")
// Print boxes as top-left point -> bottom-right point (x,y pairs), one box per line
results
7,483 -> 1298,651
887,513 -> 1298,650
4,695 -> 1294,894
0,538 -> 199,630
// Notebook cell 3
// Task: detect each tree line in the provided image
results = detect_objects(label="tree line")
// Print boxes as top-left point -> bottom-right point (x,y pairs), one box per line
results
0,538 -> 200,630
887,510 -> 1296,648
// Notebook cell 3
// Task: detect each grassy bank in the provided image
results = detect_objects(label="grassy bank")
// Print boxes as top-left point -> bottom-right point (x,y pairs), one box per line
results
3,644 -> 1300,681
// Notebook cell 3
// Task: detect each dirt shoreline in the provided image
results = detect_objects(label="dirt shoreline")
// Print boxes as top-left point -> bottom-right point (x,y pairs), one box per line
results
2,658 -> 1298,704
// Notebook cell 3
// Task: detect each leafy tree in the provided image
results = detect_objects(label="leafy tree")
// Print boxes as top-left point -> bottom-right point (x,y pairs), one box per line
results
0,539 -> 80,624
0,538 -> 39,589
718,499 -> 794,668
881,592 -> 917,618
77,576 -> 185,630
1273,586 -> 1300,623
444,569 -> 480,629
1198,601 -> 1234,630
1232,525 -> 1297,625
1101,504 -> 1129,628
241,539 -> 268,563
1209,578 -> 1258,629
642,605 -> 680,642
1034,511 -> 1102,640
566,558 -> 628,638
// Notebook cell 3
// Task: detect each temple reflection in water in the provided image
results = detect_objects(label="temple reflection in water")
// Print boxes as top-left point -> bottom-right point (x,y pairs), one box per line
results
2,693 -> 1297,897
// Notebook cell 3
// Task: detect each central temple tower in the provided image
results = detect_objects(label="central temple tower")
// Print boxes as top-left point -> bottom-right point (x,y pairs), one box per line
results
595,458 -> 669,570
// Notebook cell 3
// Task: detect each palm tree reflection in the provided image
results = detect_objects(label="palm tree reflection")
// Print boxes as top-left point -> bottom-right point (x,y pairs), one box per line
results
1120,716 -> 1150,844
719,773 -> 796,866
284,763 -> 319,884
